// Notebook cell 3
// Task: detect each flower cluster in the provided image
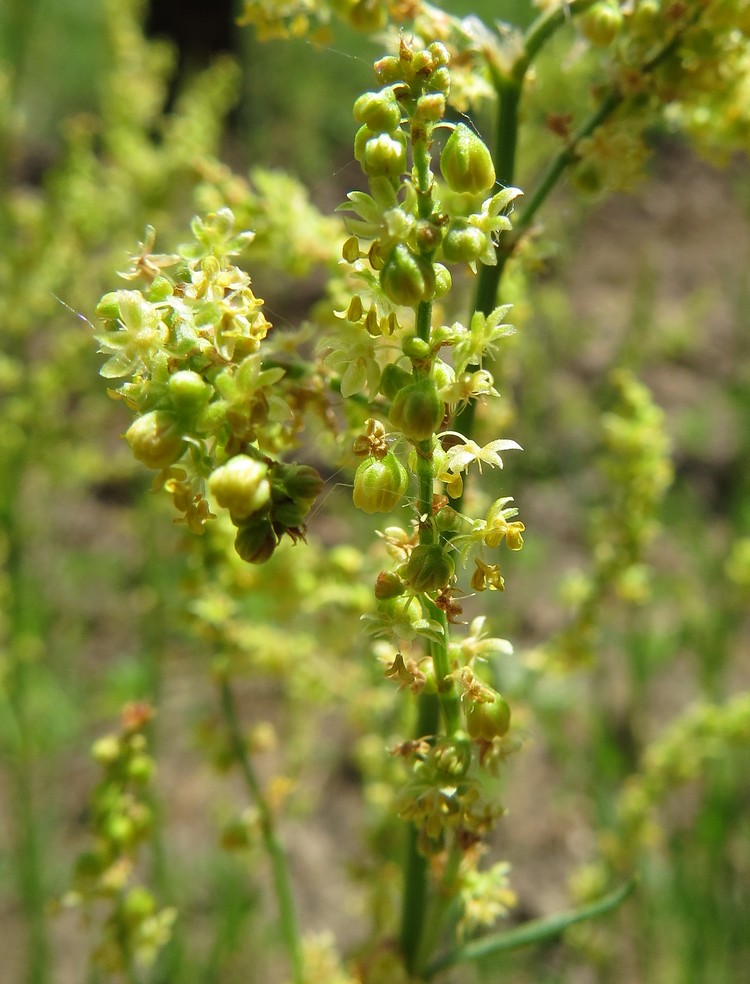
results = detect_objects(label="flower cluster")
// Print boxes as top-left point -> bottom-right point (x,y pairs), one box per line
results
60,704 -> 175,975
94,209 -> 325,562
569,0 -> 750,189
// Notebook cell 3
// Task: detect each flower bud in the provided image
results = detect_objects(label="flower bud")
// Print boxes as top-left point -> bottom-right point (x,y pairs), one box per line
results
405,543 -> 455,592
121,887 -> 156,925
169,370 -> 211,416
402,335 -> 431,361
350,0 -> 387,31
388,377 -> 444,441
416,93 -> 446,122
146,276 -> 173,302
440,123 -> 496,194
353,89 -> 401,132
271,497 -> 307,530
380,363 -> 412,400
362,131 -> 407,177
441,221 -> 486,263
580,2 -> 623,47
465,692 -> 511,741
277,463 -> 324,504
373,55 -> 400,85
427,42 -> 450,67
96,291 -> 121,320
380,245 -> 435,307
125,411 -> 183,469
435,505 -> 462,532
353,124 -> 374,162
433,263 -> 452,298
428,66 -> 451,94
433,737 -> 472,778
374,570 -> 406,600
353,453 -> 409,514
234,519 -> 277,564
209,455 -> 270,520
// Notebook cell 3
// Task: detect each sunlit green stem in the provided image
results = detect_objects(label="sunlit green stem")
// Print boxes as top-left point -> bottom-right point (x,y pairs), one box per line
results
218,676 -> 304,984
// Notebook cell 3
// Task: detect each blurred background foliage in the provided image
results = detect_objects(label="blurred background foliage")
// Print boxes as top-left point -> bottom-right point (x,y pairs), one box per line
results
1,1 -> 749,983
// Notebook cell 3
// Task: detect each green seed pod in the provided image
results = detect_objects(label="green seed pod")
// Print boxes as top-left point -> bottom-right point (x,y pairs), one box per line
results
353,89 -> 401,131
362,131 -> 407,178
465,692 -> 511,741
380,244 -> 435,307
389,377 -> 444,441
440,123 -> 496,194
380,362 -> 412,400
209,455 -> 270,520
271,497 -> 307,529
125,411 -> 183,469
374,570 -> 406,600
580,2 -> 623,47
435,505 -> 462,532
168,369 -> 211,416
277,463 -> 324,504
441,221 -> 486,263
402,335 -> 431,361
234,519 -> 277,564
405,543 -> 455,592
353,452 -> 409,514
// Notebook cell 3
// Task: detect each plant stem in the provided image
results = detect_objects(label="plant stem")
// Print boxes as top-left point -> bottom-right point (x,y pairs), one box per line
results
399,691 -> 440,974
1,460 -> 50,984
413,845 -> 463,975
425,877 -> 637,977
218,676 -> 304,984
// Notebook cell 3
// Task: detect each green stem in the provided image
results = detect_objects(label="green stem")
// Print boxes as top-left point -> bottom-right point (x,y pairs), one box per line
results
218,676 -> 304,984
413,845 -> 463,975
1,461 -> 50,984
426,603 -> 461,736
426,877 -> 637,977
520,0 -> 601,75
400,692 -> 441,973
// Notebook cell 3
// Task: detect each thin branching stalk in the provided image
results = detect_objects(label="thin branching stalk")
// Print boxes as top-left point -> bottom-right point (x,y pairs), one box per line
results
426,877 -> 637,977
218,676 -> 304,984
